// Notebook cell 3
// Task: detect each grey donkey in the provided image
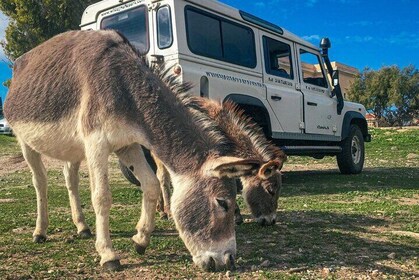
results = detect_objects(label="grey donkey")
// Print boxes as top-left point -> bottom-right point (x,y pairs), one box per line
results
121,96 -> 287,225
4,30 -> 268,271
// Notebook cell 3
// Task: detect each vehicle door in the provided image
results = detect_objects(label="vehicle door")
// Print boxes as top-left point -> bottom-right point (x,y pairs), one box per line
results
151,4 -> 175,61
297,46 -> 338,136
260,33 -> 303,134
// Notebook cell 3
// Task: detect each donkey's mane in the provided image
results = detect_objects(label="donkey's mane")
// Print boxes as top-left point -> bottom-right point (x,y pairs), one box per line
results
151,68 -> 286,163
116,31 -> 282,162
147,62 -> 230,152
221,101 -> 286,161
158,79 -> 284,161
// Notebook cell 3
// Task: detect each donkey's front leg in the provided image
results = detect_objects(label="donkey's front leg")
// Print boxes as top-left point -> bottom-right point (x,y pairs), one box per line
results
116,144 -> 160,254
63,161 -> 92,238
20,142 -> 48,243
85,137 -> 120,271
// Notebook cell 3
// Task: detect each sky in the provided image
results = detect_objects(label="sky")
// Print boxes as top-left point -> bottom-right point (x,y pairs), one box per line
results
1,0 -> 419,105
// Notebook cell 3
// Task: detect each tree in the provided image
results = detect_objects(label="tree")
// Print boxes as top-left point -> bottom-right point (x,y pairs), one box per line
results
347,65 -> 419,127
386,66 -> 419,126
0,0 -> 98,61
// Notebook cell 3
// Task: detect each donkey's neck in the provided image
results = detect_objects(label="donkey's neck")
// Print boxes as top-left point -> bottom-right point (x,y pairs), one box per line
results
129,71 -> 232,174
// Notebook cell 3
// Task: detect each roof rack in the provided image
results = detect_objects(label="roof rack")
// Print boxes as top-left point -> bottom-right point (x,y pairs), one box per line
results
239,10 -> 284,35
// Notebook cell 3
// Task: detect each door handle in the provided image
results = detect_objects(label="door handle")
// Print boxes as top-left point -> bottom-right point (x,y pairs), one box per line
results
307,102 -> 317,106
271,96 -> 282,101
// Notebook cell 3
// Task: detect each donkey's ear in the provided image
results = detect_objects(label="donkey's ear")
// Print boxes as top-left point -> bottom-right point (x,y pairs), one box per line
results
203,157 -> 261,178
258,160 -> 282,180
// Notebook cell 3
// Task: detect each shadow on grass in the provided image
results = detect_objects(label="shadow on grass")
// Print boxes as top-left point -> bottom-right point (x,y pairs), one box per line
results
281,167 -> 419,196
236,210 -> 418,277
105,211 -> 417,277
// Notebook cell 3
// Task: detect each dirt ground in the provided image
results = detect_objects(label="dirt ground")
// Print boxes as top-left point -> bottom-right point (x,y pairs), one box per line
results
1,129 -> 417,279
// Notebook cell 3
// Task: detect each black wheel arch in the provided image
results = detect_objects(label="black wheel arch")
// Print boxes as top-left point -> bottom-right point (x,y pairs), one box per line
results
341,111 -> 369,141
224,94 -> 272,137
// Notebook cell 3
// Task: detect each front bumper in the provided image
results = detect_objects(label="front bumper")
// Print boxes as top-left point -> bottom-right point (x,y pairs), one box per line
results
0,127 -> 13,135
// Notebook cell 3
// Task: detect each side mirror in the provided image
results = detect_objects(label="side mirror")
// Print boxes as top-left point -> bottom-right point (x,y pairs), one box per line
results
332,70 -> 339,87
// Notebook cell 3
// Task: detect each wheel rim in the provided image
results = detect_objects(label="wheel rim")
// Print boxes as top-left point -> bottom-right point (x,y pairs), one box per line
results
351,136 -> 362,164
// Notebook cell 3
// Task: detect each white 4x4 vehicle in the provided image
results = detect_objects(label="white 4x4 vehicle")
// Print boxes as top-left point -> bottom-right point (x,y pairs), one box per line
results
81,0 -> 371,174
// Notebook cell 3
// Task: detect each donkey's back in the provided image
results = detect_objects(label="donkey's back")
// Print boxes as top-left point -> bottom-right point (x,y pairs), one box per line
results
5,30 -> 149,161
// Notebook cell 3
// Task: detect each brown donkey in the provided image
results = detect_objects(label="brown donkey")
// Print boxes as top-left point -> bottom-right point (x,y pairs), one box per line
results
189,99 -> 287,225
123,96 -> 287,225
4,30 -> 266,271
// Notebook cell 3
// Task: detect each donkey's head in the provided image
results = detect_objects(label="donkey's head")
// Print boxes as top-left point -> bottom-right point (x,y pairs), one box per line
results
197,100 -> 288,226
170,156 -> 260,271
241,159 -> 284,226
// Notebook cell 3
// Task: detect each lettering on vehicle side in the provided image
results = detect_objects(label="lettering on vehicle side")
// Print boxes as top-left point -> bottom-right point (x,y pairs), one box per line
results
100,0 -> 144,17
206,72 -> 266,89
317,125 -> 330,130
268,77 -> 293,87
305,85 -> 326,94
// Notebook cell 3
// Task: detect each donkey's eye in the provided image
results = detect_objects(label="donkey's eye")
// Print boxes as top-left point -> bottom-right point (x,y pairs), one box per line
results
216,198 -> 229,212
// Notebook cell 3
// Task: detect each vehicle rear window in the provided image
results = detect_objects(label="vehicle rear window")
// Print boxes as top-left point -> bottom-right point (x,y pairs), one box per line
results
185,6 -> 256,68
157,6 -> 173,49
101,5 -> 149,54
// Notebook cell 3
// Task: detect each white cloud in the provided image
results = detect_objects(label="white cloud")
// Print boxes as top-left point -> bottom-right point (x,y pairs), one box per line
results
303,34 -> 321,42
329,0 -> 360,3
0,12 -> 9,61
344,35 -> 374,43
348,21 -> 374,27
254,2 -> 266,8
386,32 -> 419,49
305,0 -> 318,7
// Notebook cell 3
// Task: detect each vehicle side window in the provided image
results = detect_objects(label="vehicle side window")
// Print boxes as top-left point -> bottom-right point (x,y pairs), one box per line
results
186,9 -> 222,59
299,50 -> 327,88
263,36 -> 293,79
185,7 -> 256,68
157,6 -> 173,49
101,6 -> 149,54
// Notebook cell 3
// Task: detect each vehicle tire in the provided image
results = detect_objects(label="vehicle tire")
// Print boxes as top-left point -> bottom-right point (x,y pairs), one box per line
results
118,146 -> 157,186
337,124 -> 365,174
242,106 -> 270,138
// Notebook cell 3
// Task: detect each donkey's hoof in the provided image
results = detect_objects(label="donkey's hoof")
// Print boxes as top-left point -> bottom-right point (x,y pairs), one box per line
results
134,243 -> 147,255
159,212 -> 169,220
33,235 -> 47,243
103,260 -> 122,271
78,229 -> 93,239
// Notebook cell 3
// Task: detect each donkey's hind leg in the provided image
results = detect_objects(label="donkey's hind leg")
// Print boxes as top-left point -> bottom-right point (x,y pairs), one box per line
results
154,156 -> 172,219
116,144 -> 160,255
63,161 -> 92,238
20,142 -> 48,243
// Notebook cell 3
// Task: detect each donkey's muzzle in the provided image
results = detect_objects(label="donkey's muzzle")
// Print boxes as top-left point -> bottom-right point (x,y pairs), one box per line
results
200,252 -> 236,272
256,214 -> 277,226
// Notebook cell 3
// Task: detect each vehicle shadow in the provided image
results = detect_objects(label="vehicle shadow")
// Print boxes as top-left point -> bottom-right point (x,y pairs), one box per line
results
236,210 -> 418,277
281,167 -> 419,197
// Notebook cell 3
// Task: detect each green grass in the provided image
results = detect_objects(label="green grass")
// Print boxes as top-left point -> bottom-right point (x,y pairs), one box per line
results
0,128 -> 418,279
0,134 -> 19,155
